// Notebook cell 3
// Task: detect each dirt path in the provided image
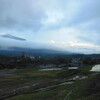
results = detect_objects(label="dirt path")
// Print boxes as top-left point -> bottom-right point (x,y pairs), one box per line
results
63,90 -> 72,100
63,87 -> 77,100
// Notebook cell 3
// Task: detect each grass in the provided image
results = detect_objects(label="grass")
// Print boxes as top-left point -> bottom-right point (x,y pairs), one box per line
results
1,65 -> 98,100
79,65 -> 93,72
69,79 -> 89,100
6,84 -> 73,100
7,76 -> 95,100
0,68 -> 65,88
15,67 -> 66,77
78,65 -> 93,75
77,92 -> 100,100
69,73 -> 100,100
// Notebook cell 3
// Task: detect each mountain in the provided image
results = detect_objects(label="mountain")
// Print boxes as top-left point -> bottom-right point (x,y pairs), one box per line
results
1,34 -> 26,41
0,47 -> 72,56
0,34 -> 73,56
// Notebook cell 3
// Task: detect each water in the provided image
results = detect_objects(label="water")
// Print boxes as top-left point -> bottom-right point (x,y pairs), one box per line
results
40,68 -> 61,71
68,67 -> 78,69
91,64 -> 100,72
59,82 -> 74,85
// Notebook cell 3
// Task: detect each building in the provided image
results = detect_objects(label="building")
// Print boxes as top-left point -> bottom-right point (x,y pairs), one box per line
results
69,58 -> 83,67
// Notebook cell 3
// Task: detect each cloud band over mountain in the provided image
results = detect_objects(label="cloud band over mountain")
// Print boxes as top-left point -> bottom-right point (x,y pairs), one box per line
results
0,0 -> 100,54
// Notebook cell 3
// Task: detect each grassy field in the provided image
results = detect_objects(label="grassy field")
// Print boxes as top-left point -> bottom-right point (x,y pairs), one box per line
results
0,65 -> 99,100
6,84 -> 73,100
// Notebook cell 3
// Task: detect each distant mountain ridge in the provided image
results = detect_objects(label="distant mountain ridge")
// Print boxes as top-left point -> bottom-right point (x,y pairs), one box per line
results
0,47 -> 72,56
0,46 -> 100,57
0,34 -> 72,55
1,34 -> 26,41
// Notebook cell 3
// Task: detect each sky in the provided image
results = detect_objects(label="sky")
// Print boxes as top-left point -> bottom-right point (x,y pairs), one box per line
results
0,0 -> 100,54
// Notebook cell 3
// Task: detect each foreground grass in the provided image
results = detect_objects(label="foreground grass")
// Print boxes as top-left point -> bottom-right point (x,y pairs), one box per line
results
78,92 -> 100,100
15,67 -> 67,78
6,77 -> 95,100
78,65 -> 93,75
6,84 -> 73,100
0,68 -> 66,89
1,65 -> 98,100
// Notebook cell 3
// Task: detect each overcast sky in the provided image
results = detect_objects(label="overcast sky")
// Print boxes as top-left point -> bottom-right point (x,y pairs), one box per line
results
0,0 -> 100,54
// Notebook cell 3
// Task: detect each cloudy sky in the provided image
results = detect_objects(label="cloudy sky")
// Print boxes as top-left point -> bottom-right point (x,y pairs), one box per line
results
0,0 -> 100,54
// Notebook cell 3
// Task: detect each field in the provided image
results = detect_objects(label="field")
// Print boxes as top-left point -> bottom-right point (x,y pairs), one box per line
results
0,66 -> 100,100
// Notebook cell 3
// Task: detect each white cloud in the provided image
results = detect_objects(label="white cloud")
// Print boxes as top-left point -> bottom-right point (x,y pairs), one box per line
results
65,42 -> 100,48
50,40 -> 56,44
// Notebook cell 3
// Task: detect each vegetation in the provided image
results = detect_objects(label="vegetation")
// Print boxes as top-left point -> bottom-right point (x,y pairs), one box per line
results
0,53 -> 100,69
0,54 -> 100,100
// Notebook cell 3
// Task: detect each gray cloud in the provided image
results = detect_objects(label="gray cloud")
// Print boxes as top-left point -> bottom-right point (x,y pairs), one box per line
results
0,0 -> 46,31
0,0 -> 100,32
0,0 -> 100,53
78,33 -> 100,45
66,0 -> 100,25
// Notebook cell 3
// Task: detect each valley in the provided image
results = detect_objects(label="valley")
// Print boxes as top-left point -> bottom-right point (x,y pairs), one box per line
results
0,65 -> 100,100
